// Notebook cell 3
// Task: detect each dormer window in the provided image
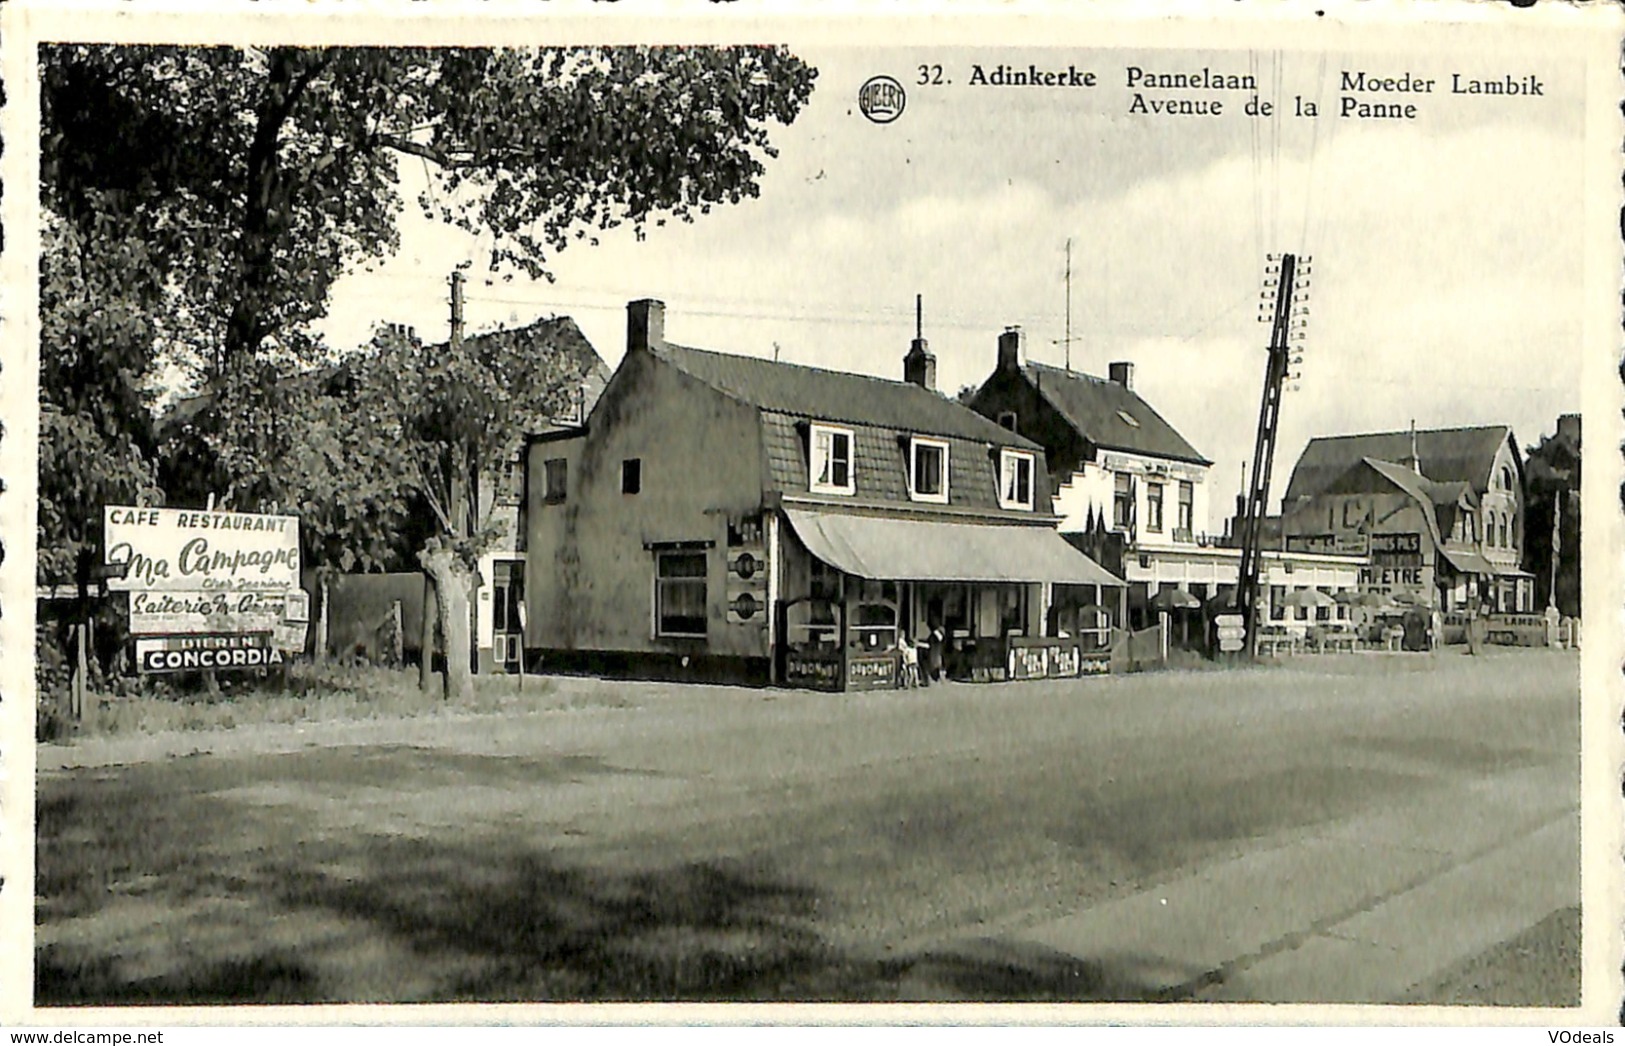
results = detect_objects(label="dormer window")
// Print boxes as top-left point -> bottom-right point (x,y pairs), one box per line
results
809,423 -> 855,495
909,437 -> 950,504
999,449 -> 1036,511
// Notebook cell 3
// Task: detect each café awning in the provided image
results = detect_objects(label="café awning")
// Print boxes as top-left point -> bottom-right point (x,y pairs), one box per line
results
1439,548 -> 1496,576
784,508 -> 1123,587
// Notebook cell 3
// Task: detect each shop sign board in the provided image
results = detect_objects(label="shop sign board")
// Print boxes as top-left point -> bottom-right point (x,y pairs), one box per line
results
1008,644 -> 1048,680
135,633 -> 289,672
106,505 -> 308,670
847,653 -> 898,691
105,506 -> 299,592
785,654 -> 842,691
127,589 -> 309,649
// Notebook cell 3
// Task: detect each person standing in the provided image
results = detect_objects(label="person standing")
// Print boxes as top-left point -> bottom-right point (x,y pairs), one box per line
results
925,623 -> 946,685
895,631 -> 920,688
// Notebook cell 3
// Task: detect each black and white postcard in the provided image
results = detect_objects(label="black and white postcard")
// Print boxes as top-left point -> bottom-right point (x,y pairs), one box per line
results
1,0 -> 1620,1029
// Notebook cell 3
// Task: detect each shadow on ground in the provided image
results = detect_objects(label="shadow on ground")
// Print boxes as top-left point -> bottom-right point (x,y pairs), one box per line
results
39,752 -> 880,1003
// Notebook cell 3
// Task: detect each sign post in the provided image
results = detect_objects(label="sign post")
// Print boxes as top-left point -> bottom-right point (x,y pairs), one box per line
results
104,506 -> 307,675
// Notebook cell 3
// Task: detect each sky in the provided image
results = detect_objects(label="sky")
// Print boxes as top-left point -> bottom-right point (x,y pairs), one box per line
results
318,42 -> 1587,532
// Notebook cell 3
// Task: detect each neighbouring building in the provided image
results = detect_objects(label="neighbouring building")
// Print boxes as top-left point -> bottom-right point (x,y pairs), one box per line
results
316,315 -> 611,673
463,317 -> 612,673
524,300 -> 1124,690
1278,424 -> 1535,623
965,328 -> 1363,640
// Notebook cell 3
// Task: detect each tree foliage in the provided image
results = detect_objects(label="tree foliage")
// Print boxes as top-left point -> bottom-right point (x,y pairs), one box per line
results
42,44 -> 817,371
1523,418 -> 1581,617
42,42 -> 817,699
40,42 -> 817,574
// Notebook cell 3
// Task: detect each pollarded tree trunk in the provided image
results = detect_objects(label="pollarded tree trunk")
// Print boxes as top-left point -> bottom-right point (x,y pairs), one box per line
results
420,544 -> 474,703
419,573 -> 437,693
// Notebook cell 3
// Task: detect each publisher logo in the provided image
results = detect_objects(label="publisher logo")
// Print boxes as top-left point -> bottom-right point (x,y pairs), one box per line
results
858,75 -> 906,124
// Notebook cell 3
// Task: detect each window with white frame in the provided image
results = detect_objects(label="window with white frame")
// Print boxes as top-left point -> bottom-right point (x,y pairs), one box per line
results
654,550 -> 708,638
809,424 -> 855,495
998,449 -> 1035,510
909,437 -> 949,503
1112,473 -> 1133,528
1145,481 -> 1164,532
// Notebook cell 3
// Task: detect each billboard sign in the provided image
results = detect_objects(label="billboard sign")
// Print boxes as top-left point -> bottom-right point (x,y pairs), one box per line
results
135,633 -> 289,673
104,507 -> 299,593
106,506 -> 307,671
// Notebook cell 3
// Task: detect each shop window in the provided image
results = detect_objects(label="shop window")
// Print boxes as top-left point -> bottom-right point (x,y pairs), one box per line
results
543,458 -> 568,503
654,551 -> 707,637
999,586 -> 1026,636
1145,482 -> 1164,532
1113,473 -> 1133,528
622,458 -> 642,495
998,449 -> 1035,511
1176,481 -> 1194,539
809,423 -> 855,495
909,437 -> 949,504
850,577 -> 898,652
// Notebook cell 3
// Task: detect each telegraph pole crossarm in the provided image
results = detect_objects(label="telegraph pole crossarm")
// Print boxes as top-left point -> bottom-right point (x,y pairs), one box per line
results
1237,253 -> 1300,660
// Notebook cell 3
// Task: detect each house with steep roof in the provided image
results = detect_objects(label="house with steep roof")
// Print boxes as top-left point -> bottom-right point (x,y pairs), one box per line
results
966,330 -> 1362,636
317,314 -> 612,673
1279,425 -> 1534,617
522,300 -> 1123,689
458,316 -> 612,673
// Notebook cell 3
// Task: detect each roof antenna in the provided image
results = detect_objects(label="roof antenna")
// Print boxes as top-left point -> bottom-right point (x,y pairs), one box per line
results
1051,238 -> 1078,371
915,293 -> 923,341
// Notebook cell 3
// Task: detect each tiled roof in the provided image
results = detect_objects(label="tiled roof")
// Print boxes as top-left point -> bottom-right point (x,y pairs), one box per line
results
656,342 -> 1040,448
1284,425 -> 1515,503
1021,362 -> 1210,465
451,316 -> 612,418
1309,457 -> 1449,551
761,412 -> 1023,511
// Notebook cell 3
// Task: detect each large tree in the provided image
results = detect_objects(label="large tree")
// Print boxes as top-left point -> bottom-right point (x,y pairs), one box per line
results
356,319 -> 592,701
41,44 -> 818,686
43,45 -> 817,377
1523,417 -> 1581,618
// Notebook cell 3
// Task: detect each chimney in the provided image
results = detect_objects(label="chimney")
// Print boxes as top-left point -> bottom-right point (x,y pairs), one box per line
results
627,298 -> 665,354
1108,361 -> 1134,390
1403,419 -> 1423,473
1556,413 -> 1580,447
904,294 -> 936,390
997,325 -> 1025,372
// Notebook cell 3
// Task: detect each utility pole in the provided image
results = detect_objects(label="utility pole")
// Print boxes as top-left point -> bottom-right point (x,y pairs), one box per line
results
1236,253 -> 1311,658
449,270 -> 466,349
